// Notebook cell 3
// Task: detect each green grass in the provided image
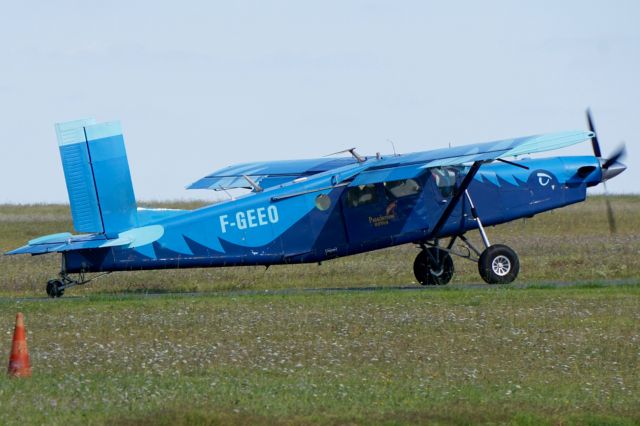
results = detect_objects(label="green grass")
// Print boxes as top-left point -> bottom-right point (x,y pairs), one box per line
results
1,287 -> 639,425
0,197 -> 639,424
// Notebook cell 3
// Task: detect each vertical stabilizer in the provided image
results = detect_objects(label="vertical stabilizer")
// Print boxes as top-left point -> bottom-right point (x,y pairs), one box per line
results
55,119 -> 138,236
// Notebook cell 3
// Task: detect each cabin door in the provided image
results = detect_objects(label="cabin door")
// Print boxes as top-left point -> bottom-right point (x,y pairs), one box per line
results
341,180 -> 422,247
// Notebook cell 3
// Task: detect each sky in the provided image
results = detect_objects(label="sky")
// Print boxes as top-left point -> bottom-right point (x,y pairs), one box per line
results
0,0 -> 638,203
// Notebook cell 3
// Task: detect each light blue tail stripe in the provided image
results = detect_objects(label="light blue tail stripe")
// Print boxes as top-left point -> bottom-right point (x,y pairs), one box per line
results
55,118 -> 96,146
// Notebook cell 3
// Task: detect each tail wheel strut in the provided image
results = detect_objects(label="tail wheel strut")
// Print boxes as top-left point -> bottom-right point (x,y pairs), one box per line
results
45,270 -> 111,298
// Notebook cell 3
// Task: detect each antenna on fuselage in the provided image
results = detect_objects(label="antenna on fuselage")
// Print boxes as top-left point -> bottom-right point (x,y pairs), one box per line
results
387,139 -> 398,157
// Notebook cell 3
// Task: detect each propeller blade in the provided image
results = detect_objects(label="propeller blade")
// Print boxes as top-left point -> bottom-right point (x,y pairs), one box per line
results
602,144 -> 627,170
586,108 -> 602,158
602,181 -> 617,234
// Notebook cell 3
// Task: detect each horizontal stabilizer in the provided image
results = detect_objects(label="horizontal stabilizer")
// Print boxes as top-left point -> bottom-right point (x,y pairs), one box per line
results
28,232 -> 72,246
6,232 -> 107,255
5,225 -> 165,256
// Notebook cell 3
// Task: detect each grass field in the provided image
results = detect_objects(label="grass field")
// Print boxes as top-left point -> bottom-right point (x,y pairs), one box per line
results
0,197 -> 639,425
0,196 -> 639,297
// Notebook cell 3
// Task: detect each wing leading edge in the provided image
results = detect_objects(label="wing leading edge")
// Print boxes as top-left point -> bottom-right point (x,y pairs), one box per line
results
348,131 -> 594,186
188,131 -> 593,191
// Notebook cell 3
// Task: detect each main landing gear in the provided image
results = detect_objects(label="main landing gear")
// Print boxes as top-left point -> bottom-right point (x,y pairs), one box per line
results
414,237 -> 520,286
413,190 -> 520,286
478,244 -> 519,284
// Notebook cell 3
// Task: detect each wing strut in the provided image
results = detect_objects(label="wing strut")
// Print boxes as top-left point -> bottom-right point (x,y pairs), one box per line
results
429,161 -> 483,238
242,175 -> 263,192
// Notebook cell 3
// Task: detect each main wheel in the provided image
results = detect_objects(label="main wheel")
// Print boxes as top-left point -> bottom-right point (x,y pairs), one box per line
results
478,244 -> 519,284
46,280 -> 64,298
413,247 -> 454,285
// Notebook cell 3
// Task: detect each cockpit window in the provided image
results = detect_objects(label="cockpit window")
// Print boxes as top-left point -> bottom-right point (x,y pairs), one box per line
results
431,167 -> 458,197
384,179 -> 421,198
346,184 -> 378,208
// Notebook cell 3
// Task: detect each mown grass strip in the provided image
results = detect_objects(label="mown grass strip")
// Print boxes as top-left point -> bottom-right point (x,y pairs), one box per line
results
0,286 -> 638,424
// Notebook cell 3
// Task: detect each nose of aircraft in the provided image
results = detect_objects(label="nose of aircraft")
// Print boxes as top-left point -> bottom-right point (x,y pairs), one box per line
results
585,109 -> 627,184
601,160 -> 626,181
598,144 -> 627,183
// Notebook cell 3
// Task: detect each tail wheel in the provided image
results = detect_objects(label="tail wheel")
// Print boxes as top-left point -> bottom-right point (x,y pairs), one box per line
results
46,280 -> 64,298
478,244 -> 519,284
414,247 -> 454,286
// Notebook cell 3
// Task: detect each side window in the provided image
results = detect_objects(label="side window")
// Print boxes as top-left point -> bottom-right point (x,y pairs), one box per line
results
431,167 -> 458,197
384,179 -> 421,199
346,184 -> 378,208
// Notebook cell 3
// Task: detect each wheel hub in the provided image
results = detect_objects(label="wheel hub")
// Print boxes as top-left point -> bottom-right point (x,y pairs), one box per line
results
491,255 -> 511,276
429,266 -> 444,277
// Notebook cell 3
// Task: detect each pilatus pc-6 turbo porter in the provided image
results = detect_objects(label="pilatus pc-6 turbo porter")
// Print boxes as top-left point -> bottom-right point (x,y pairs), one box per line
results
6,112 -> 626,297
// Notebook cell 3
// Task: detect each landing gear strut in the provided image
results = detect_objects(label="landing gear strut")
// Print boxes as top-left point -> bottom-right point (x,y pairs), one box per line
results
464,190 -> 519,284
45,272 -> 81,298
414,189 -> 520,286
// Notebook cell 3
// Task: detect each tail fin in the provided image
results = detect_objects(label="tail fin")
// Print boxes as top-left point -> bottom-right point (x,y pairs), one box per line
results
55,119 -> 138,236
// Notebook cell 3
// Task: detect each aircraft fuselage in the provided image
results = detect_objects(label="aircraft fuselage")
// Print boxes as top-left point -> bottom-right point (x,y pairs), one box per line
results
62,155 -> 602,273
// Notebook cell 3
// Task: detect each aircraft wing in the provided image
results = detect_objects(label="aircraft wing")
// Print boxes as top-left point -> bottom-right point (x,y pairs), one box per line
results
349,130 -> 594,186
188,157 -> 358,191
188,130 -> 593,190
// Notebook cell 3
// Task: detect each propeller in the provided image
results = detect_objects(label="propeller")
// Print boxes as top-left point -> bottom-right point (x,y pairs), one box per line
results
586,108 -> 602,158
601,144 -> 626,171
602,180 -> 617,234
585,109 -> 627,234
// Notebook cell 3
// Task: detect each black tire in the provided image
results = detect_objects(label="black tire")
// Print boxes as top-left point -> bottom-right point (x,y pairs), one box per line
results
413,247 -> 454,286
46,280 -> 64,298
478,244 -> 519,284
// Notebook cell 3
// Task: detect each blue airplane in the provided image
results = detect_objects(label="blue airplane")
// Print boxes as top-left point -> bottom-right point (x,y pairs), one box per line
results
5,112 -> 626,297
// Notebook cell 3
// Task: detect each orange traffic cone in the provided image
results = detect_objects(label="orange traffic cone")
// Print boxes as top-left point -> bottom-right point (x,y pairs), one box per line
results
7,312 -> 31,377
